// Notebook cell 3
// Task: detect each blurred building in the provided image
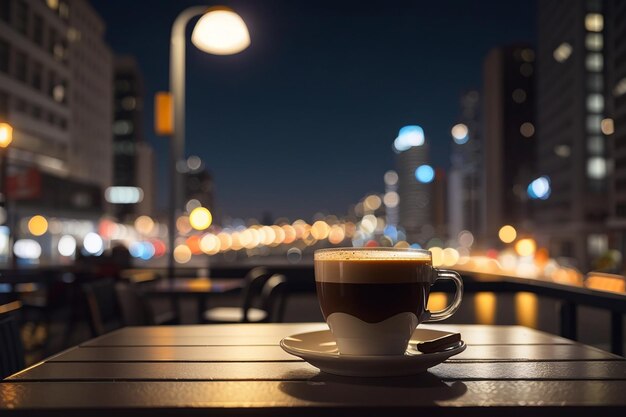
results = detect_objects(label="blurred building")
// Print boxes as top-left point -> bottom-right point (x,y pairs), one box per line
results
447,90 -> 483,241
183,161 -> 214,213
67,0 -> 112,191
394,126 -> 432,244
431,168 -> 447,239
112,55 -> 155,219
607,0 -> 626,270
482,45 -> 536,243
0,0 -> 110,221
535,0 -> 609,269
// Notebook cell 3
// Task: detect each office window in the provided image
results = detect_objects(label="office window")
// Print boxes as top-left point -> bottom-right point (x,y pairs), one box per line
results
0,91 -> 8,119
14,0 -> 28,35
32,61 -> 43,90
48,28 -> 56,55
33,14 -> 44,46
585,53 -> 603,72
15,50 -> 27,82
0,39 -> 9,73
587,73 -> 603,92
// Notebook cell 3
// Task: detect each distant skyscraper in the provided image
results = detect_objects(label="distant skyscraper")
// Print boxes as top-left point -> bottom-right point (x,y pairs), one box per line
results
112,55 -> 155,218
67,0 -> 112,191
394,125 -> 432,244
607,0 -> 626,269
482,44 -> 536,243
0,0 -> 110,219
535,0 -> 609,268
182,159 -> 214,214
448,90 -> 482,241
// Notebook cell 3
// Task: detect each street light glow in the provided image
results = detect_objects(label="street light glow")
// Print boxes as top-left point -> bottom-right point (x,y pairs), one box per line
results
499,225 -> 517,243
451,123 -> 469,144
189,207 -> 213,231
191,8 -> 251,55
0,123 -> 13,148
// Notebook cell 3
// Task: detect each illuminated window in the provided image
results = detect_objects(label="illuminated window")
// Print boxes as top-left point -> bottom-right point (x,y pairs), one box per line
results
601,118 -> 614,135
520,63 -> 533,77
554,145 -> 571,158
520,122 -> 535,138
587,136 -> 604,155
585,33 -> 603,51
586,115 -> 602,133
585,13 -> 603,32
512,89 -> 527,103
585,53 -> 603,72
112,120 -> 134,135
586,94 -> 604,112
587,234 -> 608,257
521,48 -> 535,62
587,157 -> 606,179
121,96 -> 137,111
553,42 -> 572,62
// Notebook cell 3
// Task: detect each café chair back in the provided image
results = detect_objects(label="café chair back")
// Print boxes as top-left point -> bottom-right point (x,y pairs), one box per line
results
115,281 -> 177,326
203,267 -> 275,323
259,274 -> 288,323
82,278 -> 123,336
0,301 -> 26,379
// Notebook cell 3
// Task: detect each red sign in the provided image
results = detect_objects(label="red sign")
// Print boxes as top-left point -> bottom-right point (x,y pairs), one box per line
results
7,168 -> 42,200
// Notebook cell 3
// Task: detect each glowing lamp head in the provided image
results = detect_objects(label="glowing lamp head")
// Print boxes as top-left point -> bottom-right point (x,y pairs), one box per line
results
191,7 -> 250,55
0,123 -> 13,148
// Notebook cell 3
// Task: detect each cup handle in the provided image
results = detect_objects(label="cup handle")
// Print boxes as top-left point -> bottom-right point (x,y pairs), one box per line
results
423,269 -> 464,322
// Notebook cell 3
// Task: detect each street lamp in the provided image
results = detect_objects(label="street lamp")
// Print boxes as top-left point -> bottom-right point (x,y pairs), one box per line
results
0,122 -> 13,266
167,6 -> 250,274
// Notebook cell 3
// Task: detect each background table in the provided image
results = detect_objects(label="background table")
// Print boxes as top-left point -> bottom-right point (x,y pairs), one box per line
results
143,277 -> 244,322
1,323 -> 625,416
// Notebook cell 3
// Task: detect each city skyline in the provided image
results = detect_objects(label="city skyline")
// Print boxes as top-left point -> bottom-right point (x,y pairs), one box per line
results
91,0 -> 536,220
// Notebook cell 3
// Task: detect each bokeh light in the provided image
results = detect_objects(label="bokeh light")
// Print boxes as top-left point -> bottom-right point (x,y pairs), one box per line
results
515,238 -> 537,257
83,232 -> 104,255
58,235 -> 77,257
384,170 -> 398,186
429,246 -> 444,267
383,191 -> 399,208
498,225 -> 517,243
14,239 -> 42,259
311,221 -> 330,240
415,165 -> 435,183
458,230 -> 474,247
451,123 -> 469,144
393,125 -> 424,152
28,215 -> 48,236
189,207 -> 213,231
176,216 -> 192,234
200,233 -> 221,255
363,195 -> 382,211
528,176 -> 551,200
173,244 -> 192,263
134,215 -> 155,235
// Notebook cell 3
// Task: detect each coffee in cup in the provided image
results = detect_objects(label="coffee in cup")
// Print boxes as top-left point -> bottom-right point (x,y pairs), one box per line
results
314,248 -> 463,355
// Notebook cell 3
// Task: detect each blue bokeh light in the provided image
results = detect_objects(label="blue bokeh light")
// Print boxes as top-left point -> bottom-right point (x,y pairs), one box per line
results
527,176 -> 551,200
393,125 -> 424,152
415,165 -> 435,183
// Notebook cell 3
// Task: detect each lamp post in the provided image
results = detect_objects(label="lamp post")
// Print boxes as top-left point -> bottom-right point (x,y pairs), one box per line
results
0,123 -> 13,266
167,6 -> 250,276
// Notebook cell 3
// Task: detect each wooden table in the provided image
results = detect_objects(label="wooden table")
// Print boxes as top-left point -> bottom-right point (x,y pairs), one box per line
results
143,278 -> 244,322
1,323 -> 625,416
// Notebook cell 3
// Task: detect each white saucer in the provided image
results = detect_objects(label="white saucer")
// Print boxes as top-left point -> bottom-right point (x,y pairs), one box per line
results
280,328 -> 466,377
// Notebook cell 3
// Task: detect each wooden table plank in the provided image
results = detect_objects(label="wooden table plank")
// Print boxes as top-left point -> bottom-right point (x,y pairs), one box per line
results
83,324 -> 575,347
2,380 -> 626,414
52,343 -> 618,363
9,360 -> 626,382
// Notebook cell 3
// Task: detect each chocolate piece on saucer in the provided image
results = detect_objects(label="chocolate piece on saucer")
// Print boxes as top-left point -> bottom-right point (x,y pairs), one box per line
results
415,332 -> 461,353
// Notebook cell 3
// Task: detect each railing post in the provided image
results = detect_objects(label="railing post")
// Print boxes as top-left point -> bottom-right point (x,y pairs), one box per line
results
559,301 -> 577,341
610,312 -> 623,356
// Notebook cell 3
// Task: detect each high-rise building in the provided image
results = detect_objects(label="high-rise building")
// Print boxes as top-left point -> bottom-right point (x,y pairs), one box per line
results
607,0 -> 626,270
67,0 -> 112,191
0,0 -> 72,178
482,45 -> 536,244
535,0 -> 609,269
394,125 -> 432,244
0,0 -> 111,222
112,55 -> 155,219
447,90 -> 482,240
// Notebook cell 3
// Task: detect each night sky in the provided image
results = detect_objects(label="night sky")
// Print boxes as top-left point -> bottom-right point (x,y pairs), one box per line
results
91,0 -> 536,222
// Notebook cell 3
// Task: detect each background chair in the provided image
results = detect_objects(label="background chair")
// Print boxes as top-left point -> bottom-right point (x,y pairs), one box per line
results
204,272 -> 288,323
0,301 -> 26,379
82,278 -> 123,336
203,267 -> 273,323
